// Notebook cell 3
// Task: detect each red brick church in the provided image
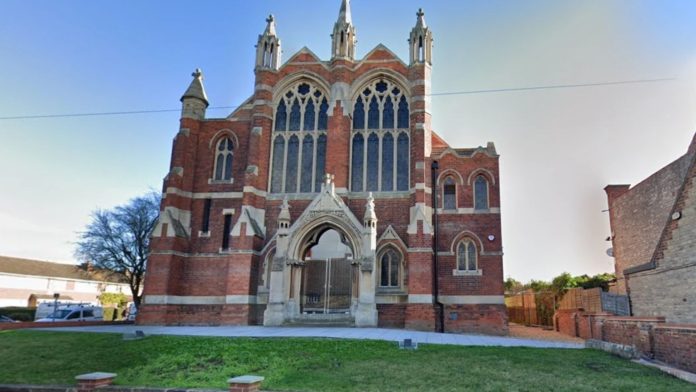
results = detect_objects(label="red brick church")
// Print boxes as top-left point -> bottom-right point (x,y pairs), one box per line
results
139,0 -> 508,334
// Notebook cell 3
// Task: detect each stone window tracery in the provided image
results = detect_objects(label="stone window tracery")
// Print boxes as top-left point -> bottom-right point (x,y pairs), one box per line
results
213,137 -> 234,181
351,79 -> 410,192
457,240 -> 477,271
270,82 -> 329,193
379,247 -> 402,287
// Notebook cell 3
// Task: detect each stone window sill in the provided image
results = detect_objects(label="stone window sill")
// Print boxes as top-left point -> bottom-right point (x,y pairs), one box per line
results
209,178 -> 234,185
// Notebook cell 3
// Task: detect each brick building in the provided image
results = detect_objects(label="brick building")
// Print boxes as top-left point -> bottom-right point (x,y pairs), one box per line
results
139,1 -> 507,334
605,133 -> 696,323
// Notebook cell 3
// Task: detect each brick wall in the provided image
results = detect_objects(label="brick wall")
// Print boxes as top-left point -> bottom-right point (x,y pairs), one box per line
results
377,304 -> 406,328
628,154 -> 696,323
444,304 -> 508,335
605,153 -> 692,294
653,325 -> 696,373
555,312 -> 696,373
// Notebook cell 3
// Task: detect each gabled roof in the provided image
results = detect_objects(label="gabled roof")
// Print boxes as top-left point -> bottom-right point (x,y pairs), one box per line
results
0,255 -> 127,283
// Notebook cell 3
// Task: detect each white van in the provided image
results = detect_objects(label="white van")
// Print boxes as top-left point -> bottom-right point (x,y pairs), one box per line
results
35,305 -> 103,322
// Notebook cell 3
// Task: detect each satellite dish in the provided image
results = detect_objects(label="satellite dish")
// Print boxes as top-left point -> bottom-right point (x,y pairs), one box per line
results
606,247 -> 614,257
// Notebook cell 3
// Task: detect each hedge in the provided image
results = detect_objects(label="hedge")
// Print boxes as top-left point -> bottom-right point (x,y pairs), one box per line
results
0,307 -> 36,322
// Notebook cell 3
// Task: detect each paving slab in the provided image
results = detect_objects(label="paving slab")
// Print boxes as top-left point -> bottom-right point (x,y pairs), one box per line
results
32,325 -> 584,349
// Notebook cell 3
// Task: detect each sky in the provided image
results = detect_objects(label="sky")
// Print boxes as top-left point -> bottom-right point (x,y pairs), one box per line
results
0,0 -> 695,283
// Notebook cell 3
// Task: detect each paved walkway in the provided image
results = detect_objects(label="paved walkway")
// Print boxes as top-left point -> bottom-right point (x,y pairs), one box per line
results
37,325 -> 584,349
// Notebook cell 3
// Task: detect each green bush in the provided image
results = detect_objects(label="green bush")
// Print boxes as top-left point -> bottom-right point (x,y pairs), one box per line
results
0,307 -> 36,322
103,307 -> 117,321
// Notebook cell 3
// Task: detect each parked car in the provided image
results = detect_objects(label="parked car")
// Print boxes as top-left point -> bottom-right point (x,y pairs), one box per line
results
35,305 -> 103,322
0,315 -> 17,323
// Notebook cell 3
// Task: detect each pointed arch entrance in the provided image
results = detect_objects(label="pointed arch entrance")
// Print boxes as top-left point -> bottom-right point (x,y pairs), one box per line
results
299,228 -> 357,314
263,175 -> 379,326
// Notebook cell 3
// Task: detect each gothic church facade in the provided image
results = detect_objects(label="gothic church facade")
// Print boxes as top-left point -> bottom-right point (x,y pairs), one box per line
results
139,1 -> 508,334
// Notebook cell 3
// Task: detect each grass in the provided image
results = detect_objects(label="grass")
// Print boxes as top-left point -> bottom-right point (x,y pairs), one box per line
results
0,330 -> 692,391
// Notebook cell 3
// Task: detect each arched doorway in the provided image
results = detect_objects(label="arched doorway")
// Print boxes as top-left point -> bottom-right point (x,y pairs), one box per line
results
299,228 -> 356,314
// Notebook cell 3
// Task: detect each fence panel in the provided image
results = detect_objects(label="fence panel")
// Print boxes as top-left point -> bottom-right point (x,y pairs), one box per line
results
601,291 -> 630,316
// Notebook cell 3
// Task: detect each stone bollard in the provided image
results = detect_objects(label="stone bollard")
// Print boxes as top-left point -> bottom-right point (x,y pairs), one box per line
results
75,372 -> 117,392
228,375 -> 265,392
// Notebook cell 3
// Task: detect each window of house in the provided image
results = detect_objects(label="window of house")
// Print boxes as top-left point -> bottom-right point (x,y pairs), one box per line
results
474,175 -> 489,210
213,137 -> 234,181
443,177 -> 456,210
351,79 -> 410,192
270,82 -> 329,193
457,240 -> 478,271
379,247 -> 401,287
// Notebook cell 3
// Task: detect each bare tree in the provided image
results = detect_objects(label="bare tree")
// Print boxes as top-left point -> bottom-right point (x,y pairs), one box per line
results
76,192 -> 161,307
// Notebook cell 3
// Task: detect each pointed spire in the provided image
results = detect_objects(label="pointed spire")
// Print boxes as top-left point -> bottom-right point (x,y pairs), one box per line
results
409,8 -> 433,65
180,68 -> 208,119
181,68 -> 208,105
331,0 -> 356,60
256,14 -> 282,70
338,0 -> 352,24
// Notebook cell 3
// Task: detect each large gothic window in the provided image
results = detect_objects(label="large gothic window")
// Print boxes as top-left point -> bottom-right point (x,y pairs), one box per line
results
351,79 -> 410,192
213,137 -> 234,181
270,82 -> 329,193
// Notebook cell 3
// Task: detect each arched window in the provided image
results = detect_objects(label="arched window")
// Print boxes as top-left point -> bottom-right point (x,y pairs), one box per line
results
351,79 -> 410,192
474,175 -> 489,210
270,82 -> 329,193
443,176 -> 456,210
213,137 -> 234,181
457,240 -> 478,271
379,247 -> 402,287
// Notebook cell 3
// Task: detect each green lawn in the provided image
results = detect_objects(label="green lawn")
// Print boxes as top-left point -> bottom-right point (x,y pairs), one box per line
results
0,330 -> 691,391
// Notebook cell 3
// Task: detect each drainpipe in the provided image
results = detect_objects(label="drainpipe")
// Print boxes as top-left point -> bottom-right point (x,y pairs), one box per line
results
431,161 -> 445,333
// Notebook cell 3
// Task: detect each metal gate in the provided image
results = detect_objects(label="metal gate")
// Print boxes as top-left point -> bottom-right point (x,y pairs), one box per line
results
301,258 -> 352,314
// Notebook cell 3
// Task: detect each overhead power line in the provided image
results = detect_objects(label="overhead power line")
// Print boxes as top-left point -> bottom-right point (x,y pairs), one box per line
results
0,77 -> 675,121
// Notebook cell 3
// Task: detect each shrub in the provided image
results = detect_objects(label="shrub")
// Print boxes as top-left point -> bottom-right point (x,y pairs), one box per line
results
0,307 -> 36,322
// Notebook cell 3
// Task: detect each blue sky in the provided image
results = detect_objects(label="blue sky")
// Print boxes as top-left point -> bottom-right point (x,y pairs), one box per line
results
0,0 -> 695,282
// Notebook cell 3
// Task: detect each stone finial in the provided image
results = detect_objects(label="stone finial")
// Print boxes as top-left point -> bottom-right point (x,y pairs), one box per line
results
278,196 -> 291,229
265,14 -> 276,35
409,7 -> 433,65
181,68 -> 209,105
416,8 -> 426,28
256,14 -> 282,69
364,192 -> 377,228
331,0 -> 356,60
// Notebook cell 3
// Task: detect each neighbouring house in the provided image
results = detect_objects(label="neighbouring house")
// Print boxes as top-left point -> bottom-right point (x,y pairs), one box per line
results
139,0 -> 507,334
0,255 -> 131,308
605,132 -> 696,323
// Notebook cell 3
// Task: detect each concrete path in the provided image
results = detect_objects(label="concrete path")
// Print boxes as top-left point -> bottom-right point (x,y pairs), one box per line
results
36,325 -> 584,349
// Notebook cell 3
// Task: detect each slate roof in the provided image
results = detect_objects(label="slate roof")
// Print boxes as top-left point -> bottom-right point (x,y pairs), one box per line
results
0,255 -> 127,283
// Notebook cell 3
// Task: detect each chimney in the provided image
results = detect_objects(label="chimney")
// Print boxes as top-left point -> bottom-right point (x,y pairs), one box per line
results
604,185 -> 631,207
